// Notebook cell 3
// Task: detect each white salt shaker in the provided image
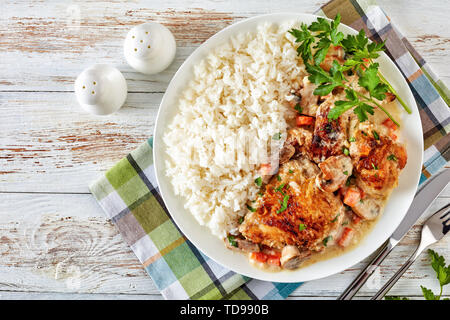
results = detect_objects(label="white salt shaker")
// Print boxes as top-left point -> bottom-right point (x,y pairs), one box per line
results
74,64 -> 127,115
124,22 -> 176,75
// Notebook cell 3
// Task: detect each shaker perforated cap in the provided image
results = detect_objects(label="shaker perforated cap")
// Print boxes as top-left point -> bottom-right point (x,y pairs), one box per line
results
74,64 -> 127,115
124,22 -> 176,75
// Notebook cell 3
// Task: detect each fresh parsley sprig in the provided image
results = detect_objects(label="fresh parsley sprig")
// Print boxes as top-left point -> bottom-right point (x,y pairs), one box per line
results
288,14 -> 343,66
289,14 -> 409,126
385,249 -> 450,300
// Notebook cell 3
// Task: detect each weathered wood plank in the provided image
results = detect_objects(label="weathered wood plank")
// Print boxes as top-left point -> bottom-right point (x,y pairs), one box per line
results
0,0 -> 448,92
0,192 -> 448,298
0,91 -> 159,193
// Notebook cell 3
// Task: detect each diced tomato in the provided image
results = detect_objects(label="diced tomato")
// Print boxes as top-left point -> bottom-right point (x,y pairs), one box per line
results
250,252 -> 268,263
358,143 -> 371,157
260,163 -> 272,175
343,187 -> 362,207
360,58 -> 370,70
359,187 -> 365,200
267,255 -> 281,266
352,214 -> 362,224
337,227 -> 355,247
382,118 -> 398,131
389,132 -> 398,141
296,115 -> 314,126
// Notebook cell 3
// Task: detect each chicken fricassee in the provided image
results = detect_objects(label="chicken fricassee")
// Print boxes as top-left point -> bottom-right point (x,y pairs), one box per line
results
226,94 -> 406,271
224,19 -> 408,271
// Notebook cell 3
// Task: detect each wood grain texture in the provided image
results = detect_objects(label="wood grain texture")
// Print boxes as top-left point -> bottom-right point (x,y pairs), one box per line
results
0,0 -> 449,300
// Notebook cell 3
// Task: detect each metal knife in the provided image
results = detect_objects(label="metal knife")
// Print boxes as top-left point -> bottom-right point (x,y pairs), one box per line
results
338,168 -> 450,300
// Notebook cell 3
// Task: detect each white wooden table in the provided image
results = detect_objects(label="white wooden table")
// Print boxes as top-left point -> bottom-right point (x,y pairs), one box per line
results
1,0 -> 449,300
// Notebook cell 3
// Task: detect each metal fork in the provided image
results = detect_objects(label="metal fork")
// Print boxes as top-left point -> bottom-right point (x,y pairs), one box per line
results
371,202 -> 450,300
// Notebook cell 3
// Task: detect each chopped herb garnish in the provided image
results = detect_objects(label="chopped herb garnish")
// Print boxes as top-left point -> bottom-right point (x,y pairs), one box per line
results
276,194 -> 289,214
277,175 -> 282,181
294,103 -> 303,113
238,217 -> 244,224
343,147 -> 350,156
272,132 -> 282,140
274,183 -> 285,193
371,163 -> 378,170
362,131 -> 367,136
323,236 -> 332,247
331,214 -> 340,223
372,130 -> 379,140
343,170 -> 348,175
299,224 -> 306,231
288,169 -> 294,174
227,235 -> 238,247
387,154 -> 397,161
254,177 -> 262,187
258,192 -> 264,197
246,204 -> 256,212
349,137 -> 356,142
345,176 -> 352,186
342,221 -> 349,226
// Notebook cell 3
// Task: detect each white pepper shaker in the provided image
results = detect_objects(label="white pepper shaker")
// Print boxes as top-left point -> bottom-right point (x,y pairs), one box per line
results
124,22 -> 176,75
74,64 -> 127,115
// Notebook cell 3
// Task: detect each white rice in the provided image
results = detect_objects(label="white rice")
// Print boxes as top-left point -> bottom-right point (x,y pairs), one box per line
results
163,22 -> 307,239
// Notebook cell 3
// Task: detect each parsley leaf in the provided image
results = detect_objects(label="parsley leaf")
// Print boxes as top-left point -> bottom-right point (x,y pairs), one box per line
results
353,103 -> 374,122
387,154 -> 397,161
272,132 -> 282,140
288,24 -> 315,63
246,204 -> 256,212
290,14 -> 403,127
276,194 -> 289,214
385,249 -> 450,300
385,296 -> 409,300
299,224 -> 306,231
227,235 -> 238,247
421,286 -> 437,300
323,236 -> 332,247
255,177 -> 262,187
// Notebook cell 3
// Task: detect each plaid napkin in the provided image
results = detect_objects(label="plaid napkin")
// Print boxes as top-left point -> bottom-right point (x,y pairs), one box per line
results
90,0 -> 450,300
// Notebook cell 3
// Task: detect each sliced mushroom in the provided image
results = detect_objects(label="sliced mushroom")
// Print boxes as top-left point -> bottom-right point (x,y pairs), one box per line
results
351,197 -> 382,220
280,245 -> 311,270
316,155 -> 353,192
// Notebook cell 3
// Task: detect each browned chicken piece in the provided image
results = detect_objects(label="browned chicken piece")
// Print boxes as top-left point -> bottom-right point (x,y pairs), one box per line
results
316,155 -> 353,192
240,160 -> 345,252
351,126 -> 407,198
320,45 -> 345,72
225,238 -> 260,253
310,100 -> 351,162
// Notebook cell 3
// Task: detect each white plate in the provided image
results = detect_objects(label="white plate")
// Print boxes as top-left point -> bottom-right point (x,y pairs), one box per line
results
153,13 -> 423,283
